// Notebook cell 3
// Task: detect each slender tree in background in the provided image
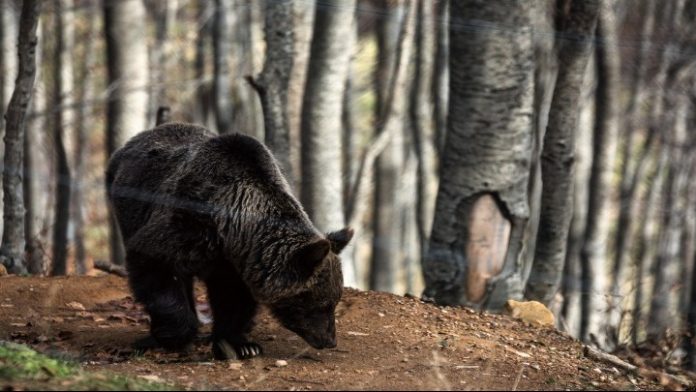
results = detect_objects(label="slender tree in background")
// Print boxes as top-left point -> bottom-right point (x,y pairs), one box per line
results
409,0 -> 438,261
1,0 -> 19,113
649,86 -> 692,339
422,0 -> 534,309
579,0 -> 621,347
193,0 -> 213,127
146,0 -> 177,121
24,20 -> 44,276
231,0 -> 262,139
212,0 -> 233,134
249,0 -> 294,184
1,1 -> 20,240
632,143 -> 666,345
301,0 -> 357,285
523,0 -> 556,286
561,55 -> 596,337
606,0 -> 657,345
370,0 -> 406,293
0,0 -> 40,274
288,0 -> 315,192
72,0 -> 98,275
50,0 -> 74,276
525,0 -> 600,304
104,0 -> 150,266
432,0 -> 448,154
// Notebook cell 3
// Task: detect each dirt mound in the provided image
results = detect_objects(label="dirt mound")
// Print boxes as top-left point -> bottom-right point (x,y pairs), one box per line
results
0,276 -> 683,390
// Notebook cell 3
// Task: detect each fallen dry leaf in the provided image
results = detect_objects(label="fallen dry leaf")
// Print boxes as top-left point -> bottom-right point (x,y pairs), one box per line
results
66,302 -> 86,311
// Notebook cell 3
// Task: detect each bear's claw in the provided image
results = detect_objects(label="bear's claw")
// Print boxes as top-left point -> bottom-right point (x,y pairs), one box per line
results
213,340 -> 263,360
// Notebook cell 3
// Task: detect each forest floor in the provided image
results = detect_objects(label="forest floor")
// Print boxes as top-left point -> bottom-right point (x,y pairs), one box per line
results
0,275 -> 692,391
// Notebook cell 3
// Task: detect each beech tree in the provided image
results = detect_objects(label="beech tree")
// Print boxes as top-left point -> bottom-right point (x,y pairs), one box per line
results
0,0 -> 40,274
422,0 -> 534,309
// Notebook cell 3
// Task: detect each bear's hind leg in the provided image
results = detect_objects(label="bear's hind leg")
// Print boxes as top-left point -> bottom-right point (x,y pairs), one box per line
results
205,266 -> 260,360
128,261 -> 198,351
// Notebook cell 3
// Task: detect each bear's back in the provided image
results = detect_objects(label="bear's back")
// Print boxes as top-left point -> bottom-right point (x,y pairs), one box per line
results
106,123 -> 214,240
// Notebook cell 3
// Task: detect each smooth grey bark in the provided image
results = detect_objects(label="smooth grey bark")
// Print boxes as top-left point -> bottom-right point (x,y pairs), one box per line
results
606,0 -> 657,344
72,0 -> 98,275
340,15 -> 359,288
422,0 -> 535,309
1,1 -> 19,112
648,94 -> 691,339
409,0 -> 438,263
147,0 -> 177,121
524,0 -> 600,305
249,0 -> 294,184
288,0 -> 315,192
632,144 -> 666,345
684,175 -> 696,369
1,1 -> 20,240
432,0 -> 448,155
50,0 -> 74,277
231,0 -> 262,140
370,0 -> 406,293
561,55 -> 596,337
24,20 -> 44,275
579,0 -> 620,347
104,0 -> 149,266
0,0 -> 39,275
212,0 -> 234,134
194,0 -> 213,127
300,0 -> 356,233
522,0 -> 556,286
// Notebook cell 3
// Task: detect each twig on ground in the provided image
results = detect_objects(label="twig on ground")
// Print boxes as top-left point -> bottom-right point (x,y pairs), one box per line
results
93,260 -> 128,277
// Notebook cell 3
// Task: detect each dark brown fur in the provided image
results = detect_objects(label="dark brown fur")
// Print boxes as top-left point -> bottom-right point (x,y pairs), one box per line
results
106,123 -> 353,359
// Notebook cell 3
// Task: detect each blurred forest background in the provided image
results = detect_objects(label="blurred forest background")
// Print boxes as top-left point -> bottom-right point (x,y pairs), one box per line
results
2,0 -> 696,370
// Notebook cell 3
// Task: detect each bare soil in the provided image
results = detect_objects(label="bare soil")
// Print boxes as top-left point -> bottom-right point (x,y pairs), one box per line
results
0,275 -> 684,390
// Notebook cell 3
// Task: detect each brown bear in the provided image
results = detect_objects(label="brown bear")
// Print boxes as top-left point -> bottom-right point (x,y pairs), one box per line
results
106,122 -> 353,360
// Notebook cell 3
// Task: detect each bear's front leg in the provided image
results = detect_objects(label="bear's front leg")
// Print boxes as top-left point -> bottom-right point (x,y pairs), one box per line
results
205,266 -> 261,360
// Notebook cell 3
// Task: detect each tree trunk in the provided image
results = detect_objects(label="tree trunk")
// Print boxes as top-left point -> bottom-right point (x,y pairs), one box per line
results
648,94 -> 691,340
632,145 -> 667,345
194,0 -> 213,127
606,0 -> 657,345
49,0 -> 74,277
231,0 -> 262,140
422,0 -> 535,309
300,0 -> 356,233
523,0 -> 556,285
24,20 -> 44,276
1,1 -> 19,112
104,0 -> 149,266
561,53 -> 596,337
432,0 -> 448,155
72,0 -> 98,275
370,0 -> 406,293
524,0 -> 599,304
409,0 -> 438,263
0,0 -> 40,275
1,1 -> 20,240
250,0 -> 294,184
579,0 -> 620,348
288,0 -> 315,192
301,0 -> 359,287
340,13 -> 359,289
147,0 -> 177,122
212,0 -> 233,134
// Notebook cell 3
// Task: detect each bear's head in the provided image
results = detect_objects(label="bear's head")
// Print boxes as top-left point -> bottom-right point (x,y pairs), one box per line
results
267,227 -> 354,349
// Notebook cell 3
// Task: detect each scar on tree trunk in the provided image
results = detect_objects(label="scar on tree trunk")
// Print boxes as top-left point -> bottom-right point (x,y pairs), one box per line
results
465,193 -> 511,303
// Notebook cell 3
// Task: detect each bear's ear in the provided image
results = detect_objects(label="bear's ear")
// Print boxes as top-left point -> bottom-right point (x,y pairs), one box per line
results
326,227 -> 354,254
290,238 -> 331,279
